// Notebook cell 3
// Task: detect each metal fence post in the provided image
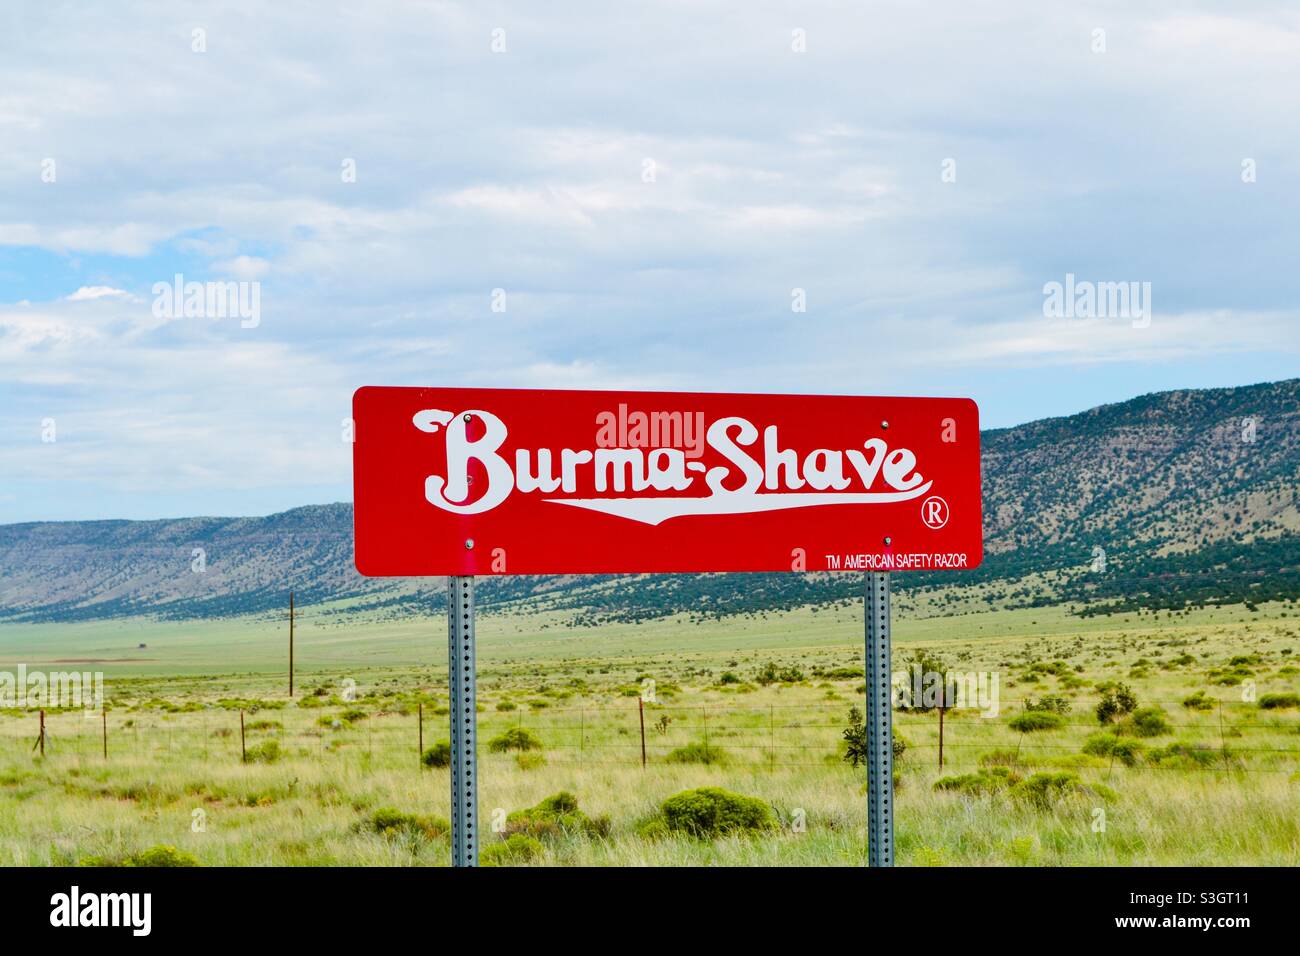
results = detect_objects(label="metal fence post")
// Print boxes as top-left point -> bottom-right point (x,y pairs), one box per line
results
448,575 -> 479,867
865,571 -> 894,867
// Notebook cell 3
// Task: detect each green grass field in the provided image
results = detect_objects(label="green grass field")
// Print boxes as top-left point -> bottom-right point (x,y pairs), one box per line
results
0,599 -> 1296,866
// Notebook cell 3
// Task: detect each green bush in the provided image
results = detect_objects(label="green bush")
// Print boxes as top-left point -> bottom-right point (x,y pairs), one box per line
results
1259,693 -> 1300,710
1095,682 -> 1138,724
933,767 -> 1020,796
820,666 -> 865,680
842,706 -> 907,766
1182,691 -> 1215,711
1119,707 -> 1172,737
756,661 -> 806,684
1008,711 -> 1064,732
243,740 -> 280,763
1010,771 -> 1083,809
899,649 -> 953,710
364,807 -> 449,840
318,708 -> 366,728
1082,733 -> 1145,766
127,845 -> 201,867
1024,660 -> 1072,680
665,742 -> 727,765
487,728 -> 542,753
421,742 -> 451,768
634,815 -> 671,840
481,834 -> 543,866
80,844 -> 201,867
1023,695 -> 1071,715
1147,742 -> 1220,768
658,787 -> 775,838
504,791 -> 609,840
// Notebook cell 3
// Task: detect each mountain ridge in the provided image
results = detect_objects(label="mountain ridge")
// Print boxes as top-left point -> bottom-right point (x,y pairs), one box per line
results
2,378 -> 1296,623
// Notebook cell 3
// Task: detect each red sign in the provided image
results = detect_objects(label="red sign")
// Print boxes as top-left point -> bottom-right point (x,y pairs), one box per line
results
352,387 -> 982,576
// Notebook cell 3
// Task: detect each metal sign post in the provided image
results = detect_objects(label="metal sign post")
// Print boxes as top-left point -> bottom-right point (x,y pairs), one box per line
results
447,575 -> 479,867
865,571 -> 893,867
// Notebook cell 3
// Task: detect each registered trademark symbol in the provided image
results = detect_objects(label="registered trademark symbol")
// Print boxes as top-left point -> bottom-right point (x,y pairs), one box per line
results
921,495 -> 948,529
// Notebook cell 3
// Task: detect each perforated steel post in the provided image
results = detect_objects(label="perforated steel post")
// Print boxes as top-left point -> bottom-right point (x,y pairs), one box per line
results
447,575 -> 479,866
865,571 -> 894,866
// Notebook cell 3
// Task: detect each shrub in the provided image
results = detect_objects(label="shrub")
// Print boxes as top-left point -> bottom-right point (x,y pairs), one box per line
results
1095,682 -> 1138,724
481,834 -> 543,866
1147,742 -> 1219,768
1024,660 -> 1072,680
421,742 -> 451,768
718,671 -> 741,684
318,709 -> 366,728
1023,695 -> 1071,715
933,767 -> 1020,796
487,728 -> 542,753
243,740 -> 281,763
1182,691 -> 1215,711
516,752 -> 546,771
755,661 -> 804,684
634,815 -> 671,840
821,666 -> 865,680
127,845 -> 201,867
899,649 -> 953,710
79,845 -> 201,867
1008,711 -> 1064,732
842,706 -> 907,767
496,701 -> 517,712
659,787 -> 775,838
1082,733 -> 1145,766
1010,771 -> 1082,809
504,791 -> 609,840
666,742 -> 727,765
1259,693 -> 1300,710
364,807 -> 449,840
1119,707 -> 1172,737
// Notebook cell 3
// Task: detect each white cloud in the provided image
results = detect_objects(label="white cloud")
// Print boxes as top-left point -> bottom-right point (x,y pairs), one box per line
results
1,1 -> 1299,520
66,286 -> 131,302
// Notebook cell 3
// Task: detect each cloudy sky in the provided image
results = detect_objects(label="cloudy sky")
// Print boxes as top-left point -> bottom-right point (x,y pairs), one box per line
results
1,1 -> 1297,522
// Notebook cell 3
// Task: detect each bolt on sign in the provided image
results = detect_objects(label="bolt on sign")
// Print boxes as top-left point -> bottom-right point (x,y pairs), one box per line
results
352,387 -> 982,576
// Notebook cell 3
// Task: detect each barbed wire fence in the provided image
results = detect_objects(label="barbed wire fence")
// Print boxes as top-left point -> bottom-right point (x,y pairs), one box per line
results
4,695 -> 1296,777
